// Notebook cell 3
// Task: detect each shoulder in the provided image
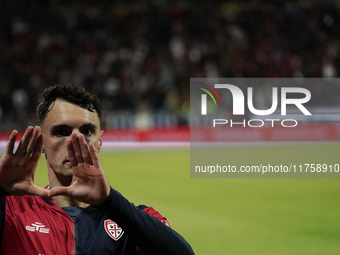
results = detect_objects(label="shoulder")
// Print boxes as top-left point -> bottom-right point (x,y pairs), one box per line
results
5,194 -> 50,207
4,194 -> 70,219
138,205 -> 171,228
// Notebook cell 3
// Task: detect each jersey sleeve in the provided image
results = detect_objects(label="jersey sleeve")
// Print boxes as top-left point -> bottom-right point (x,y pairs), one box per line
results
96,187 -> 195,255
140,206 -> 171,228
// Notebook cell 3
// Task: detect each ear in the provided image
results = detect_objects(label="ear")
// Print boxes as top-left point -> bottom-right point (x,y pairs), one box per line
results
97,130 -> 104,153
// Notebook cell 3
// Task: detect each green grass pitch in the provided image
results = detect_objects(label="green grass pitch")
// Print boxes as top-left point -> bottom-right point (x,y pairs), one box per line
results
31,143 -> 340,254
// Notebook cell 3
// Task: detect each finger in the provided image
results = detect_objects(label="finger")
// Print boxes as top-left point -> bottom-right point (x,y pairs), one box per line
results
26,126 -> 42,156
49,186 -> 71,198
67,138 -> 78,166
30,134 -> 44,163
89,142 -> 101,168
5,130 -> 18,155
16,126 -> 34,155
29,185 -> 51,198
79,135 -> 93,165
71,133 -> 84,164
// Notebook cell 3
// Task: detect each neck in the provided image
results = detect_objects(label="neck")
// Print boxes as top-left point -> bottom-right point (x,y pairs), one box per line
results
51,194 -> 89,208
48,172 -> 89,208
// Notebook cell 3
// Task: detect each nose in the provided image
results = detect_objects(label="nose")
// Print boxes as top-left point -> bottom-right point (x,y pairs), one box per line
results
71,129 -> 81,136
66,129 -> 81,142
69,129 -> 88,143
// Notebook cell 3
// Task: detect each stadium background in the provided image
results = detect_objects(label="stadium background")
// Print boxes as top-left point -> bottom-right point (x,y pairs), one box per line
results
0,0 -> 340,254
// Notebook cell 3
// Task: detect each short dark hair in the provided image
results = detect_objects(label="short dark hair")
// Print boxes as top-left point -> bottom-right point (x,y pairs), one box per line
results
37,84 -> 101,124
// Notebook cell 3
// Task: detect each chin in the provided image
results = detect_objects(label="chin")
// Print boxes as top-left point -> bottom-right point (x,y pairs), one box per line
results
57,167 -> 73,177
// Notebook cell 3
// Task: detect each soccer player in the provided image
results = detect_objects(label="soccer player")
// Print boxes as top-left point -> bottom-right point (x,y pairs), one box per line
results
0,84 -> 194,255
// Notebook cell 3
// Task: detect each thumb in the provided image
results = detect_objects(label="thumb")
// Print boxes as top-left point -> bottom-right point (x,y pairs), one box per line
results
49,186 -> 70,197
28,185 -> 52,199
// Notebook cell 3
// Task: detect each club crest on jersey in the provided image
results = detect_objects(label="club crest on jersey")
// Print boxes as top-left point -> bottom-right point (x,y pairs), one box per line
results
104,220 -> 124,241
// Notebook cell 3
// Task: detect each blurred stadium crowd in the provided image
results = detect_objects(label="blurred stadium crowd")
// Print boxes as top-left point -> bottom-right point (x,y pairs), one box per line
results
0,0 -> 340,131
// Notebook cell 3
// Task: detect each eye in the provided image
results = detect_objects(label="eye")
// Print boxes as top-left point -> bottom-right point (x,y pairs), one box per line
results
81,128 -> 94,136
54,128 -> 70,137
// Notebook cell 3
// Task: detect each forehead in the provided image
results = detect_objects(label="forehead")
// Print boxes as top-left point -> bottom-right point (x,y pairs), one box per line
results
41,99 -> 100,130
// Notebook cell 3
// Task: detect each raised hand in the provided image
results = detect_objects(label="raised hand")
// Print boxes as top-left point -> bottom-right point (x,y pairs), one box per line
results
49,132 -> 110,205
0,126 -> 49,197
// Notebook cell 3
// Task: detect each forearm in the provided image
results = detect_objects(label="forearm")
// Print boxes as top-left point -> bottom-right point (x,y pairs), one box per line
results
96,187 -> 195,255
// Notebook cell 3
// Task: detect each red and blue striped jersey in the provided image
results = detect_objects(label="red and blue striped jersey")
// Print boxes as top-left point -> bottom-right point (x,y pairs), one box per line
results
0,188 -> 194,255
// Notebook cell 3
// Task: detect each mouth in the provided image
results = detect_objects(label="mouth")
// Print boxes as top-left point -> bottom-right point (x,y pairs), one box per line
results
63,158 -> 71,165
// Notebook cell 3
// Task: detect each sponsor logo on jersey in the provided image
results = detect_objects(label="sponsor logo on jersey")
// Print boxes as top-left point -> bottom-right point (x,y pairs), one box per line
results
104,220 -> 124,241
25,222 -> 49,233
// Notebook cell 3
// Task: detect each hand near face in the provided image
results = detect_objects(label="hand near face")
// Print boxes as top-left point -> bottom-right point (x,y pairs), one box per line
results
49,133 -> 110,205
0,126 -> 50,197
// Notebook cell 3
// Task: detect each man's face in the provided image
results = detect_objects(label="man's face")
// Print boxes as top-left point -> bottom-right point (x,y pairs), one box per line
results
41,99 -> 102,180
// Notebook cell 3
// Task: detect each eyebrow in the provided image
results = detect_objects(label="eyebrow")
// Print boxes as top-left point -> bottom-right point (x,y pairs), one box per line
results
51,123 -> 98,131
80,123 -> 98,131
